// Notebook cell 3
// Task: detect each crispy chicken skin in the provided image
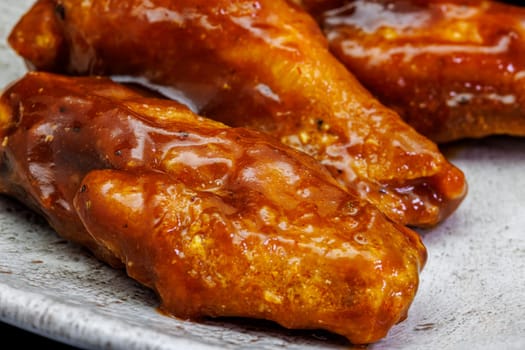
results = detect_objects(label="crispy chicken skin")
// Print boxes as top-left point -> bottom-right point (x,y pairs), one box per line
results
7,0 -> 467,227
0,72 -> 427,344
300,0 -> 525,143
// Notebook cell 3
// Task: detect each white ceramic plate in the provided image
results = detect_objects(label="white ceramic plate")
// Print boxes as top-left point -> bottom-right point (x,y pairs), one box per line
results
1,1 -> 524,349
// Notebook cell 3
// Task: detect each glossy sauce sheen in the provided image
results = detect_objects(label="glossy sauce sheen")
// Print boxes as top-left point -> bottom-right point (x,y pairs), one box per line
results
8,0 -> 467,227
0,72 -> 427,344
306,0 -> 525,142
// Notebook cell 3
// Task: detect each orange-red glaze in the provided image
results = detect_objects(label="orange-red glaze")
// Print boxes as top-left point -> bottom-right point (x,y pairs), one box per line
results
0,72 -> 427,344
7,0 -> 467,227
302,0 -> 525,142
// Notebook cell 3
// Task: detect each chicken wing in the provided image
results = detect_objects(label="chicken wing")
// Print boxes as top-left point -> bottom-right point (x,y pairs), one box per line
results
0,71 -> 427,344
301,0 -> 525,143
7,0 -> 467,227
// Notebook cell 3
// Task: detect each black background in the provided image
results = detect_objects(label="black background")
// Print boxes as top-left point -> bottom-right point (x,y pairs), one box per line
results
0,321 -> 81,349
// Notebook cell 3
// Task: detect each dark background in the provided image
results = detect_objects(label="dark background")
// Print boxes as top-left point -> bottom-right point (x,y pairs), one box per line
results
0,321 -> 81,349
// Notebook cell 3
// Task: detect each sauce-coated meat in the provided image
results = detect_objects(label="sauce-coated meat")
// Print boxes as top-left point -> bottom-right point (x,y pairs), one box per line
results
300,0 -> 525,142
0,72 -> 427,344
7,0 -> 467,227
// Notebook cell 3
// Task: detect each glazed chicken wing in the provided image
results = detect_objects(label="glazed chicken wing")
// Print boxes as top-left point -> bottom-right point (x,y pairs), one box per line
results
7,0 -> 467,227
300,0 -> 525,143
0,71 -> 427,344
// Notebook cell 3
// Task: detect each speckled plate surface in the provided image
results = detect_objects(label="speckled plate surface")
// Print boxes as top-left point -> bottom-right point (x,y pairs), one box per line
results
1,1 -> 524,349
